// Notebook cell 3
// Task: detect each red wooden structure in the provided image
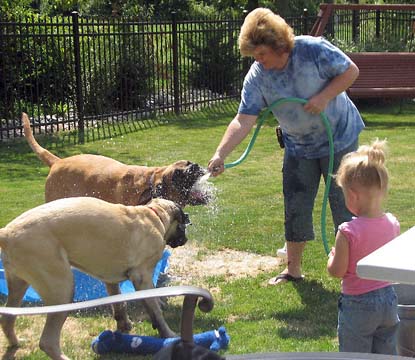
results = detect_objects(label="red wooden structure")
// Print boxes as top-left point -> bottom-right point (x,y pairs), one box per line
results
310,4 -> 415,99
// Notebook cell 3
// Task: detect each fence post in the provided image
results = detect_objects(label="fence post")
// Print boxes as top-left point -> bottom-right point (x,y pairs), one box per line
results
241,10 -> 251,77
71,11 -> 85,143
352,9 -> 360,43
302,8 -> 309,34
171,12 -> 180,115
375,10 -> 380,38
410,16 -> 415,52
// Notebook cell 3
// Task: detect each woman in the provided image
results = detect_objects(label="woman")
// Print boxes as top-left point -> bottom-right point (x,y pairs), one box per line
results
208,8 -> 365,285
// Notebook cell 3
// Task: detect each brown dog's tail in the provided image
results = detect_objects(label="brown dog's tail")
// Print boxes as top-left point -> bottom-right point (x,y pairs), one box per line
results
22,112 -> 60,168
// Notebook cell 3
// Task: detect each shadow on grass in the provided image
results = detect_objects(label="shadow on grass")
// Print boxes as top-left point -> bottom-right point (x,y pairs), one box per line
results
361,118 -> 415,129
2,346 -> 19,360
1,101 -> 238,149
0,138 -> 53,182
272,278 -> 339,340
357,99 -> 415,128
0,119 -> 159,181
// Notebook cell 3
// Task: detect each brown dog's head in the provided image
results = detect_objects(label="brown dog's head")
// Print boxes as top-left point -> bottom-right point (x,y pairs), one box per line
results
149,198 -> 191,248
152,160 -> 212,207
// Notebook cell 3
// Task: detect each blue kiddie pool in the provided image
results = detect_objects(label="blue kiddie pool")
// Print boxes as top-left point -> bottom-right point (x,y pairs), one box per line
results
0,249 -> 170,303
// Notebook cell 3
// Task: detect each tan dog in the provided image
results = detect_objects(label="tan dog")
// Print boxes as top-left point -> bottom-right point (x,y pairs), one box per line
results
0,197 -> 189,360
22,113 -> 210,207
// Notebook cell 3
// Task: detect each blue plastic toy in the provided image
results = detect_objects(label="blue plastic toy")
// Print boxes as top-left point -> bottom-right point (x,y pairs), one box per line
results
91,326 -> 230,355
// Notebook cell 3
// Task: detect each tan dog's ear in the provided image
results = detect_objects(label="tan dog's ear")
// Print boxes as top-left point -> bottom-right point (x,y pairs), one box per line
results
178,207 -> 191,227
175,205 -> 191,235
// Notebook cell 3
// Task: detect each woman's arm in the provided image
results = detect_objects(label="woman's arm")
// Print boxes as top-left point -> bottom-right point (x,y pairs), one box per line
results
327,231 -> 349,278
304,62 -> 360,114
208,113 -> 257,176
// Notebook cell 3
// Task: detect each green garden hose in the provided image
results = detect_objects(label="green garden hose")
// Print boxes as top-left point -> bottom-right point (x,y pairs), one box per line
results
225,97 -> 334,255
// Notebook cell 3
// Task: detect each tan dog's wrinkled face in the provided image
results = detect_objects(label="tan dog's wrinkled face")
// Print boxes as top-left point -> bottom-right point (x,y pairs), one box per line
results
153,160 -> 211,207
165,205 -> 191,248
149,197 -> 191,248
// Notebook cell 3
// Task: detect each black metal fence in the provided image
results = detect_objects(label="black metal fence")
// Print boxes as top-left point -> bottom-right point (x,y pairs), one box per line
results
0,11 -> 314,141
1,7 -> 413,141
320,5 -> 415,52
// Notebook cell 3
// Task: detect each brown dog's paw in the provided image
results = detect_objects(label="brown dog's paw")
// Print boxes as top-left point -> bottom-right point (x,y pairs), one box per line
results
116,319 -> 133,333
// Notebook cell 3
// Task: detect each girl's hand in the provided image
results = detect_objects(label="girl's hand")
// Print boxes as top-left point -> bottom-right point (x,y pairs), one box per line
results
327,233 -> 349,278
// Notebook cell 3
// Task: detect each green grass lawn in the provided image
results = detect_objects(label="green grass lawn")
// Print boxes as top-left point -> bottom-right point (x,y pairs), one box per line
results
0,99 -> 414,359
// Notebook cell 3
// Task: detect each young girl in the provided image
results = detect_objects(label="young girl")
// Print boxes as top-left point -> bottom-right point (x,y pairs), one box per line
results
327,139 -> 400,354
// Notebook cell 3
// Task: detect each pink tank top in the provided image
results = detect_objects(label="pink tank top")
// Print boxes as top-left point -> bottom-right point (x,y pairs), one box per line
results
339,213 -> 400,295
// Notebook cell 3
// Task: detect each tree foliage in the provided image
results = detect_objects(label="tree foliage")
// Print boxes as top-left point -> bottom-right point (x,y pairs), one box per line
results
1,0 -> 34,17
1,0 -> 324,17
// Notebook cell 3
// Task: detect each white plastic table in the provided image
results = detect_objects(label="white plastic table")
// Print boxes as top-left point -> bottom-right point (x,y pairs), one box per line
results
357,226 -> 415,285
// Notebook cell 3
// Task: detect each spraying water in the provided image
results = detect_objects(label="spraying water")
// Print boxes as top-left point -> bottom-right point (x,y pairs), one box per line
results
191,170 -> 219,215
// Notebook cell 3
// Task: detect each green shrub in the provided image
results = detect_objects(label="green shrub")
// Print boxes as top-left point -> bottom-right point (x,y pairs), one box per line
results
186,18 -> 241,95
82,23 -> 152,115
0,15 -> 73,118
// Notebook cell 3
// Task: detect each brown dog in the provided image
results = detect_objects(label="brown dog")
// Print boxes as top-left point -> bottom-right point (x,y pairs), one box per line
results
0,197 -> 190,360
22,113 -> 210,207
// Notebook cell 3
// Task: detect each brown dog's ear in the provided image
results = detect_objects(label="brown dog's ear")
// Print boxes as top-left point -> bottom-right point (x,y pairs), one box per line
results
171,168 -> 187,187
121,171 -> 149,205
153,178 -> 168,199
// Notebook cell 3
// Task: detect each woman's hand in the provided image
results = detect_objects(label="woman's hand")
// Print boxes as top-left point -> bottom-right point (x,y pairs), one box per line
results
207,113 -> 258,177
208,155 -> 225,177
304,95 -> 329,115
305,62 -> 360,116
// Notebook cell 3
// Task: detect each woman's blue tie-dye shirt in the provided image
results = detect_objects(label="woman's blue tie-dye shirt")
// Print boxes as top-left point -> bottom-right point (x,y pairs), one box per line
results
238,35 -> 365,159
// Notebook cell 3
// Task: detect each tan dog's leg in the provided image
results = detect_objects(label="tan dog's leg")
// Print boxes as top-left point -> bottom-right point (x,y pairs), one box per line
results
0,274 -> 29,347
105,283 -> 132,333
40,313 -> 70,360
129,269 -> 176,338
33,260 -> 74,360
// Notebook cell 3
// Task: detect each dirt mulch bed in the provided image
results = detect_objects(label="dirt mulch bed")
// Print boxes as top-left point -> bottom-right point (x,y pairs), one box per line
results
166,242 -> 282,287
